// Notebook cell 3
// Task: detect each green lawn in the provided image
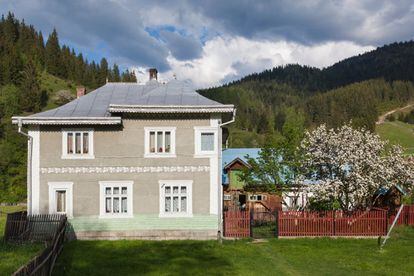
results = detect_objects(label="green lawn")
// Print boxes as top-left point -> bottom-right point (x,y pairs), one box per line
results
0,205 -> 43,275
376,121 -> 414,154
54,227 -> 414,276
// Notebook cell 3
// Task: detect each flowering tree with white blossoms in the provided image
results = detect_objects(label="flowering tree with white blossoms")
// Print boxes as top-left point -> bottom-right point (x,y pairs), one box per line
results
301,123 -> 414,211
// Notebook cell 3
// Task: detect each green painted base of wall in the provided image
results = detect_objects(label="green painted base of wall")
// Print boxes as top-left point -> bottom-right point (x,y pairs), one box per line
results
68,214 -> 219,232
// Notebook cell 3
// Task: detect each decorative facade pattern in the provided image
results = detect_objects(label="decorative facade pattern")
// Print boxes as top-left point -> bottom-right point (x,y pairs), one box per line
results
40,165 -> 210,174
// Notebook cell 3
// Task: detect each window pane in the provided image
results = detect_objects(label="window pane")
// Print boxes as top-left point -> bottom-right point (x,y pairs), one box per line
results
180,186 -> 186,194
56,191 -> 66,213
150,132 -> 155,153
201,133 -> 214,151
121,197 -> 127,213
165,132 -> 171,153
113,187 -> 119,195
181,196 -> 187,212
165,186 -> 171,194
121,187 -> 127,195
67,133 -> 73,154
83,133 -> 89,154
173,186 -> 179,194
105,187 -> 111,195
105,197 -> 111,213
165,196 -> 171,212
113,198 -> 119,213
173,196 -> 179,212
157,131 -> 163,153
75,133 -> 81,154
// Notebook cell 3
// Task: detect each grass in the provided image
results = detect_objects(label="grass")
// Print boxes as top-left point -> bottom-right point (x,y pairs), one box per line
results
376,121 -> 414,154
54,226 -> 414,275
0,205 -> 43,275
39,71 -> 78,111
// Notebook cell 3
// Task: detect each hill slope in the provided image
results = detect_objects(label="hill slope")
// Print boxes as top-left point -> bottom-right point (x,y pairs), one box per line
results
200,41 -> 414,149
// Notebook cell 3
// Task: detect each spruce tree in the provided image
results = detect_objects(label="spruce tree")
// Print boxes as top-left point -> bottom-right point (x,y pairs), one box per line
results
45,28 -> 61,76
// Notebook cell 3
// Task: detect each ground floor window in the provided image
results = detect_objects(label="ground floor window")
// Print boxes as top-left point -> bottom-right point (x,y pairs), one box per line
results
48,182 -> 73,217
159,180 -> 193,217
99,181 -> 133,218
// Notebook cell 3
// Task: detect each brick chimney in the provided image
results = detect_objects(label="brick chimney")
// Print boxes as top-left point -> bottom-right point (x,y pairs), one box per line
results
76,87 -> 86,98
149,68 -> 158,81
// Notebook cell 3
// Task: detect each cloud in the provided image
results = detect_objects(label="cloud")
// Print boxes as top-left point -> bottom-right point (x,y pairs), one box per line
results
0,0 -> 412,88
165,36 -> 374,88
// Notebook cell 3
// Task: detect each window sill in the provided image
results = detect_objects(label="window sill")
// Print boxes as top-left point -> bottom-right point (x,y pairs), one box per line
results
194,152 -> 216,158
99,214 -> 133,219
144,153 -> 177,158
159,213 -> 193,218
61,155 -> 95,160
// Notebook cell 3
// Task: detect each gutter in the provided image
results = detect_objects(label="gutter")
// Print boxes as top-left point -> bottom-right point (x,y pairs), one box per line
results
217,108 -> 236,240
17,119 -> 33,215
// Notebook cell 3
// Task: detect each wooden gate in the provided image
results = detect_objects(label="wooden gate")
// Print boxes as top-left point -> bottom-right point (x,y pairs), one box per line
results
223,209 -> 250,238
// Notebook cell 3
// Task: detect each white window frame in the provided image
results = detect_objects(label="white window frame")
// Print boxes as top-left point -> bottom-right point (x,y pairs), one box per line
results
249,194 -> 265,201
194,126 -> 218,157
48,182 -> 73,218
159,180 -> 193,218
144,127 -> 176,158
99,181 -> 133,218
62,128 -> 94,159
223,194 -> 232,201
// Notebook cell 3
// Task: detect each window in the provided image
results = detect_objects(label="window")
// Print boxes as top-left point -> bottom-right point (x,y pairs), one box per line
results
223,194 -> 232,201
249,194 -> 265,201
194,127 -> 218,156
48,182 -> 73,217
62,129 -> 94,159
99,181 -> 133,218
144,127 -> 176,157
159,180 -> 192,217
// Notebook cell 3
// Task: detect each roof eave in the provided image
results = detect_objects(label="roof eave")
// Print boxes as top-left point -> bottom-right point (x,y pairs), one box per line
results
11,116 -> 122,125
108,104 -> 235,114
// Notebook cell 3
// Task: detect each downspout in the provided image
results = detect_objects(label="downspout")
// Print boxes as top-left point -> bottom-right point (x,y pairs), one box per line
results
17,119 -> 33,215
217,108 -> 236,239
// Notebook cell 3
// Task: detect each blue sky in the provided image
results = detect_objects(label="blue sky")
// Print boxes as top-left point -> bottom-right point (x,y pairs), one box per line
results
1,0 -> 413,87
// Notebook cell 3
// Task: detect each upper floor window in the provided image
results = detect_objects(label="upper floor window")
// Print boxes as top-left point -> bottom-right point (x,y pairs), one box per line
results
62,129 -> 94,159
144,127 -> 176,158
194,127 -> 218,156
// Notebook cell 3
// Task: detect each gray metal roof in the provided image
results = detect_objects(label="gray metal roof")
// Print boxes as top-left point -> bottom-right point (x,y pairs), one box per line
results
29,80 -> 225,118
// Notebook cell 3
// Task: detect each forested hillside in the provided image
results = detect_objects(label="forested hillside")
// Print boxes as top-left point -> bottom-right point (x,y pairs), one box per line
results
0,13 -> 136,202
200,41 -> 414,147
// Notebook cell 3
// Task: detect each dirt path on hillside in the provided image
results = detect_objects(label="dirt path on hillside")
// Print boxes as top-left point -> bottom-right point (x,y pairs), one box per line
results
376,103 -> 414,125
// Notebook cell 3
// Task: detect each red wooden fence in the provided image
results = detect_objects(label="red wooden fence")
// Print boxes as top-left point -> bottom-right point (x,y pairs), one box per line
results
223,205 -> 414,238
279,210 -> 387,237
389,205 -> 414,226
223,209 -> 250,238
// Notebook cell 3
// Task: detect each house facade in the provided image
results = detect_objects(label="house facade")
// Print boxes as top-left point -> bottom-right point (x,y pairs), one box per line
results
12,71 -> 235,240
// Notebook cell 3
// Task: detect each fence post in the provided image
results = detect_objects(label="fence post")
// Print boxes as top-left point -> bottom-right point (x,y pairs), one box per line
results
275,209 -> 279,238
332,211 -> 336,236
249,208 -> 253,238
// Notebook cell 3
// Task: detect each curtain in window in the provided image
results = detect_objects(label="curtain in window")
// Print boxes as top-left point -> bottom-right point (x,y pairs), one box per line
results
56,191 -> 66,213
157,131 -> 163,152
75,133 -> 81,153
83,133 -> 89,154
150,131 -> 155,152
165,132 -> 171,153
67,133 -> 73,154
201,133 -> 214,151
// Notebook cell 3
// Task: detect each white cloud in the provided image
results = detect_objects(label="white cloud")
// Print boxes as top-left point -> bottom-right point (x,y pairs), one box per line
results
161,36 -> 374,88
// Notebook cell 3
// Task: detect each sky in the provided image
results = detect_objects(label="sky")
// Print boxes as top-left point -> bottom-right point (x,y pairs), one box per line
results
1,0 -> 414,88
